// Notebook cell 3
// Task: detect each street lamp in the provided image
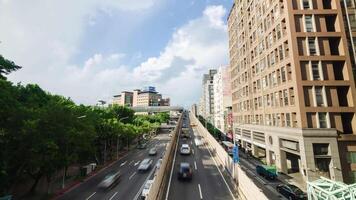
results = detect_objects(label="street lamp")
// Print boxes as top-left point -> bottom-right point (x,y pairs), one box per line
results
62,115 -> 87,189
117,116 -> 129,160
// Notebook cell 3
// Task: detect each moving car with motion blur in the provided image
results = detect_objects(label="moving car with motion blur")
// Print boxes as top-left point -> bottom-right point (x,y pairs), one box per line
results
138,158 -> 153,171
98,172 -> 121,190
276,184 -> 307,200
178,162 -> 192,180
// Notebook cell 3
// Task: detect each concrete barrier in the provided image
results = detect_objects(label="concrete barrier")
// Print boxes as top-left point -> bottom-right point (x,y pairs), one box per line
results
190,113 -> 268,200
147,114 -> 183,200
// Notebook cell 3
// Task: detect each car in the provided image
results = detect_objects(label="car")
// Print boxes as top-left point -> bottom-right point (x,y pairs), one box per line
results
98,172 -> 121,190
137,143 -> 148,149
156,159 -> 163,170
138,158 -> 153,171
276,184 -> 307,200
256,165 -> 278,180
194,138 -> 203,146
178,162 -> 193,180
148,147 -> 157,156
141,179 -> 155,199
180,144 -> 191,155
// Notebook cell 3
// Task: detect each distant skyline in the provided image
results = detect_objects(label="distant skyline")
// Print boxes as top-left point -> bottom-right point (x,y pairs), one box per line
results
0,0 -> 233,107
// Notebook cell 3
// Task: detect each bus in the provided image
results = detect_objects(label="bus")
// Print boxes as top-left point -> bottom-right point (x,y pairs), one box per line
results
221,141 -> 234,155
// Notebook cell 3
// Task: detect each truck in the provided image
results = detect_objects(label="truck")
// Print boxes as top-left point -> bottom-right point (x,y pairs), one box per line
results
256,165 -> 278,180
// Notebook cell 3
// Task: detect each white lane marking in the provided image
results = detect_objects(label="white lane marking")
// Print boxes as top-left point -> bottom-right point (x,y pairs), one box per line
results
129,172 -> 137,180
120,161 -> 127,167
165,126 -> 181,200
191,141 -> 193,145
129,160 -> 134,165
85,192 -> 96,200
192,149 -> 194,155
198,184 -> 203,199
205,144 -> 236,200
134,161 -> 140,166
194,161 -> 197,170
109,192 -> 118,200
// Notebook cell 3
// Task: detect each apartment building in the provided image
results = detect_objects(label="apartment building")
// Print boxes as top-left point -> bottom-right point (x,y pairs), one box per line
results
213,66 -> 233,134
199,69 -> 217,121
228,0 -> 356,184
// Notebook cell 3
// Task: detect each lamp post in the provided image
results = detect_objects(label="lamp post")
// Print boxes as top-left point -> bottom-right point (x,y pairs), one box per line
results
62,115 -> 87,189
117,116 -> 129,160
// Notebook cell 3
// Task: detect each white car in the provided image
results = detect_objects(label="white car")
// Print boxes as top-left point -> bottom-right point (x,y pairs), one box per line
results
194,138 -> 203,146
180,144 -> 191,155
138,158 -> 153,171
141,179 -> 154,199
156,159 -> 163,170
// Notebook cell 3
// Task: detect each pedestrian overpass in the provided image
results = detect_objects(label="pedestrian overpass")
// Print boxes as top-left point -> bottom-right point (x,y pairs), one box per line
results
307,177 -> 356,200
132,106 -> 184,113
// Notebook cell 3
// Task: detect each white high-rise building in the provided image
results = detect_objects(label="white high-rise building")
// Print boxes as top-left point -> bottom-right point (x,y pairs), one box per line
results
198,69 -> 217,121
213,66 -> 232,134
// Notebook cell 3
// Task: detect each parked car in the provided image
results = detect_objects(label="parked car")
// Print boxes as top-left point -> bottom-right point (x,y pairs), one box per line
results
276,184 -> 307,200
256,165 -> 278,180
137,143 -> 148,149
148,147 -> 157,156
141,179 -> 155,199
138,158 -> 153,171
180,144 -> 191,155
178,162 -> 193,180
98,172 -> 121,189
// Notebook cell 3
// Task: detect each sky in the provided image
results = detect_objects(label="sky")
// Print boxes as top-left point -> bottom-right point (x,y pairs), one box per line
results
0,0 -> 233,107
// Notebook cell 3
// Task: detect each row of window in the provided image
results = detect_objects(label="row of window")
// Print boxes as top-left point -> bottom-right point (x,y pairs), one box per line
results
298,37 -> 343,56
234,111 -> 298,127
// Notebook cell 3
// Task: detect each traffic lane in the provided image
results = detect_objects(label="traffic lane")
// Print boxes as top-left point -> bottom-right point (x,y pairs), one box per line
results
92,135 -> 171,200
168,136 -> 201,200
58,133 -> 168,200
193,140 -> 235,200
108,138 -> 170,200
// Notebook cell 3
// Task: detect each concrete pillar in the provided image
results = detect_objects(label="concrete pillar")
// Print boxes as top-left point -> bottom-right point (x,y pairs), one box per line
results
251,144 -> 258,157
277,150 -> 288,174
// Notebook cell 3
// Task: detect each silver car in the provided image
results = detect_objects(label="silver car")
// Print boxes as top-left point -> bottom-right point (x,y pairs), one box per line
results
138,158 -> 153,171
149,147 -> 157,156
98,172 -> 121,189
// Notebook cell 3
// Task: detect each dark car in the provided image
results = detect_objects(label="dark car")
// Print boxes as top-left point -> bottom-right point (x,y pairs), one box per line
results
276,184 -> 307,200
178,162 -> 192,180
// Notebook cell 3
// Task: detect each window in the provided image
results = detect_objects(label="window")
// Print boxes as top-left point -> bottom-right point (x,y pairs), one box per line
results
315,86 -> 324,106
311,61 -> 321,80
281,67 -> 286,82
347,152 -> 356,163
286,113 -> 291,127
305,15 -> 314,32
308,37 -> 317,55
283,89 -> 289,106
313,144 -> 330,155
319,112 -> 328,128
302,0 -> 311,9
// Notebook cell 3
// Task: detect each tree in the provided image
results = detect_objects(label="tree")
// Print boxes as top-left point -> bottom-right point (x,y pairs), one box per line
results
0,55 -> 21,80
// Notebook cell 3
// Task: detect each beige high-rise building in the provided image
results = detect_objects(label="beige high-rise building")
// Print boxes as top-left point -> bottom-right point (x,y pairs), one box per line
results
112,87 -> 170,107
228,0 -> 356,184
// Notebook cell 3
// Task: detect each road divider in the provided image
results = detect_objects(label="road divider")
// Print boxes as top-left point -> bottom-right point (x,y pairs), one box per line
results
146,114 -> 183,200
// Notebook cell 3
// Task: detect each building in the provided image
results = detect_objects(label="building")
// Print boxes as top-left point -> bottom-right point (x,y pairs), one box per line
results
213,66 -> 233,135
199,69 -> 217,121
228,0 -> 356,184
112,91 -> 133,106
341,0 -> 356,69
112,86 -> 170,107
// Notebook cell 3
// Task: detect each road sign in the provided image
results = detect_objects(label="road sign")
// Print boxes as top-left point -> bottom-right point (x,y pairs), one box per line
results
233,146 -> 239,163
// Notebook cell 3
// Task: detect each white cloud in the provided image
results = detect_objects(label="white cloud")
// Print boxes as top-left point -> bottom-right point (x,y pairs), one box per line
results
2,4 -> 228,106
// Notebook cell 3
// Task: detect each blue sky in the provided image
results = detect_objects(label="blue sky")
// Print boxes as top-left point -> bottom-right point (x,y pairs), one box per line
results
0,0 -> 233,107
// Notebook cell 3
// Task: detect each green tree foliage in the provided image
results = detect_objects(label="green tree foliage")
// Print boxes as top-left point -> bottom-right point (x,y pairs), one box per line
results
0,56 -> 167,196
0,55 -> 21,80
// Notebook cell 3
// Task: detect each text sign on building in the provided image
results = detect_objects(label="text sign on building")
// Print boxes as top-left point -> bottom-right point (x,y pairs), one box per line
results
233,146 -> 239,163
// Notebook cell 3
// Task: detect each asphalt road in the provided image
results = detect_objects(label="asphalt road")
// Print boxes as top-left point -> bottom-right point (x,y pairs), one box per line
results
58,130 -> 171,200
166,115 -> 237,200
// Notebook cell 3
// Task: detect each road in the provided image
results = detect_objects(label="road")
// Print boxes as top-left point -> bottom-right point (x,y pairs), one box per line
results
166,115 -> 237,200
57,130 -> 171,200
